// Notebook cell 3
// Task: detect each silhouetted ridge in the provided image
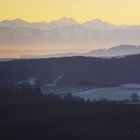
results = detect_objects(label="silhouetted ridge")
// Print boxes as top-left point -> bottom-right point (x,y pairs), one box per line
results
0,54 -> 140,88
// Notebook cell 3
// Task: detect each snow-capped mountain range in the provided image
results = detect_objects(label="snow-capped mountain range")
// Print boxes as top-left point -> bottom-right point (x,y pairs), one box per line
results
1,17 -> 140,46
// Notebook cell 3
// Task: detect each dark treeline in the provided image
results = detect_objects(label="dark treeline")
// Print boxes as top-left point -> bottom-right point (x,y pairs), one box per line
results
0,54 -> 140,88
1,87 -> 140,140
0,85 -> 84,104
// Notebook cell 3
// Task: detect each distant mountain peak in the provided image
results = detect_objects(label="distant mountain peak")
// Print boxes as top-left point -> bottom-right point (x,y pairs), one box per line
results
0,18 -> 29,27
61,16 -> 72,20
13,18 -> 27,22
2,18 -> 28,24
83,18 -> 115,30
47,17 -> 78,29
50,17 -> 78,24
84,18 -> 106,24
91,18 -> 103,23
110,44 -> 138,50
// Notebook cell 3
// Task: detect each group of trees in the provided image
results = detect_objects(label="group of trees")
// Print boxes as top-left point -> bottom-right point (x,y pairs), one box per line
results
1,86 -> 140,140
0,85 -> 42,96
0,85 -> 140,140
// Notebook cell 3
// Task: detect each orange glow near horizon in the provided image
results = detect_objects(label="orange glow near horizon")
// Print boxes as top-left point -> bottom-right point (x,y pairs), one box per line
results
0,44 -> 93,58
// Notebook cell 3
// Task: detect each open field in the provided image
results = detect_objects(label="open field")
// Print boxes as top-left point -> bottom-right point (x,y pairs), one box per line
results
41,84 -> 140,101
73,86 -> 140,101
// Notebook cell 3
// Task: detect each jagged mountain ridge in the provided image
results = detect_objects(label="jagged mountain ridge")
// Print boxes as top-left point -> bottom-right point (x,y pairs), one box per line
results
1,18 -> 140,45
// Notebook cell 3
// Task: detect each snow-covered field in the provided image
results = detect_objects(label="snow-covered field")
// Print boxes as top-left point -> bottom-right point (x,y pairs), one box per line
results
40,83 -> 140,101
72,86 -> 140,101
121,84 -> 140,89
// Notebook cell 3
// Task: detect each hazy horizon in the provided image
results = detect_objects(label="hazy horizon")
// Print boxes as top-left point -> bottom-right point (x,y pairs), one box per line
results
1,17 -> 140,58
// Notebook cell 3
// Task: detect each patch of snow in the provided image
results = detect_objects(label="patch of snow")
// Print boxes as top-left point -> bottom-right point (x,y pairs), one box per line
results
46,74 -> 64,87
73,87 -> 140,101
15,77 -> 36,86
121,83 -> 140,88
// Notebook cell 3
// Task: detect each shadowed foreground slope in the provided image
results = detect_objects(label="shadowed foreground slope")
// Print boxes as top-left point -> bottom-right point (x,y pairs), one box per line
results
0,91 -> 140,140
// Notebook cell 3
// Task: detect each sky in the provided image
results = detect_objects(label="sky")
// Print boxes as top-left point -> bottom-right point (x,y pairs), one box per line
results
0,0 -> 140,25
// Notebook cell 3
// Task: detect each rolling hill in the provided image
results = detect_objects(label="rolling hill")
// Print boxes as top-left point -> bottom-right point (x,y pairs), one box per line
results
0,54 -> 140,88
